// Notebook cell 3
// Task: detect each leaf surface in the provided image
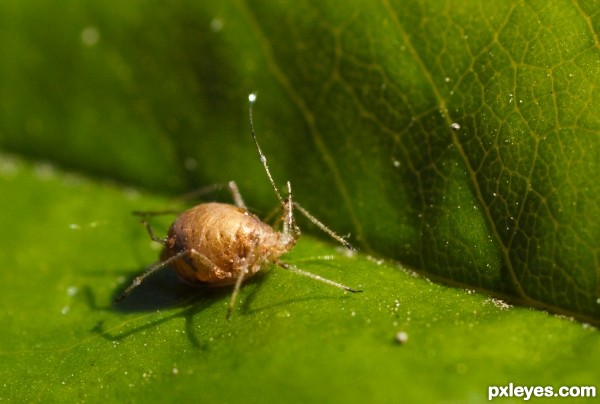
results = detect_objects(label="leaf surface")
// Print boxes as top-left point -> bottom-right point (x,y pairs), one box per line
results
0,1 -> 599,401
0,157 -> 598,402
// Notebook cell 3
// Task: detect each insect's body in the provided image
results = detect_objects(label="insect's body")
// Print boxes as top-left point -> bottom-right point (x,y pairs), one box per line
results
163,203 -> 294,286
118,93 -> 360,318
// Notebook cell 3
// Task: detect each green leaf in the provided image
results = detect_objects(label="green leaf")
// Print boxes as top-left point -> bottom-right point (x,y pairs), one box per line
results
229,0 -> 600,321
0,0 -> 599,401
1,0 -> 598,322
0,157 -> 598,402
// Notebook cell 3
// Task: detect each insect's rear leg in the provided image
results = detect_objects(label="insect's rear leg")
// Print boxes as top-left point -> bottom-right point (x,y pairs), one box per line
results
132,209 -> 180,218
141,220 -> 167,245
188,248 -> 224,275
116,249 -> 190,301
181,181 -> 246,208
129,216 -> 169,245
134,182 -> 244,209
177,183 -> 232,202
116,248 -> 226,302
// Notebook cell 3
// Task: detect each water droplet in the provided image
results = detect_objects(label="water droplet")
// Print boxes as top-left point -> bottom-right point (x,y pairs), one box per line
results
81,26 -> 100,46
395,331 -> 408,344
210,18 -> 223,32
184,158 -> 197,171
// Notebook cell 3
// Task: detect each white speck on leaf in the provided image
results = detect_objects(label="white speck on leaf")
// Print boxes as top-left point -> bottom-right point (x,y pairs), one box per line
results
395,331 -> 408,344
210,18 -> 223,32
81,26 -> 100,46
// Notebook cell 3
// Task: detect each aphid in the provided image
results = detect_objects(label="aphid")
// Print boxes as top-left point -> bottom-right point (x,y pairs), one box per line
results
118,93 -> 361,318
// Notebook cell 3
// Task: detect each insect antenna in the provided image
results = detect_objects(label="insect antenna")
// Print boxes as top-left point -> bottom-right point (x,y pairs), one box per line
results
248,93 -> 352,250
248,93 -> 285,206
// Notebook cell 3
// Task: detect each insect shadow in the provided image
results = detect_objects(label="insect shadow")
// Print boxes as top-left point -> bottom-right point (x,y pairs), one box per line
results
110,257 -> 345,314
86,269 -> 239,348
88,263 -> 348,347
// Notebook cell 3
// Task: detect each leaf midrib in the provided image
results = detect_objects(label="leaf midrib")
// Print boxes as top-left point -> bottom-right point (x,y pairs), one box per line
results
380,0 -> 529,299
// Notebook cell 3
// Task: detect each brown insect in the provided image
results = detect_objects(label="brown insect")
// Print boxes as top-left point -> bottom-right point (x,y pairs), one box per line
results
118,93 -> 361,318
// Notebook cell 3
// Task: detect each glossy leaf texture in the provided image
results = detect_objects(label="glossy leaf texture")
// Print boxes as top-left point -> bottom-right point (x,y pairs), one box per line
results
1,0 -> 598,322
232,0 -> 600,321
1,1 -> 600,401
0,157 -> 598,402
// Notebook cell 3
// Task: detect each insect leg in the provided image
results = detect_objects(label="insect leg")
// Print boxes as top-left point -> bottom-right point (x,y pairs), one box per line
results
276,260 -> 362,293
227,181 -> 247,209
226,262 -> 250,320
132,209 -> 180,217
141,220 -> 168,245
116,249 -> 191,301
292,202 -> 354,251
188,248 -> 223,274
